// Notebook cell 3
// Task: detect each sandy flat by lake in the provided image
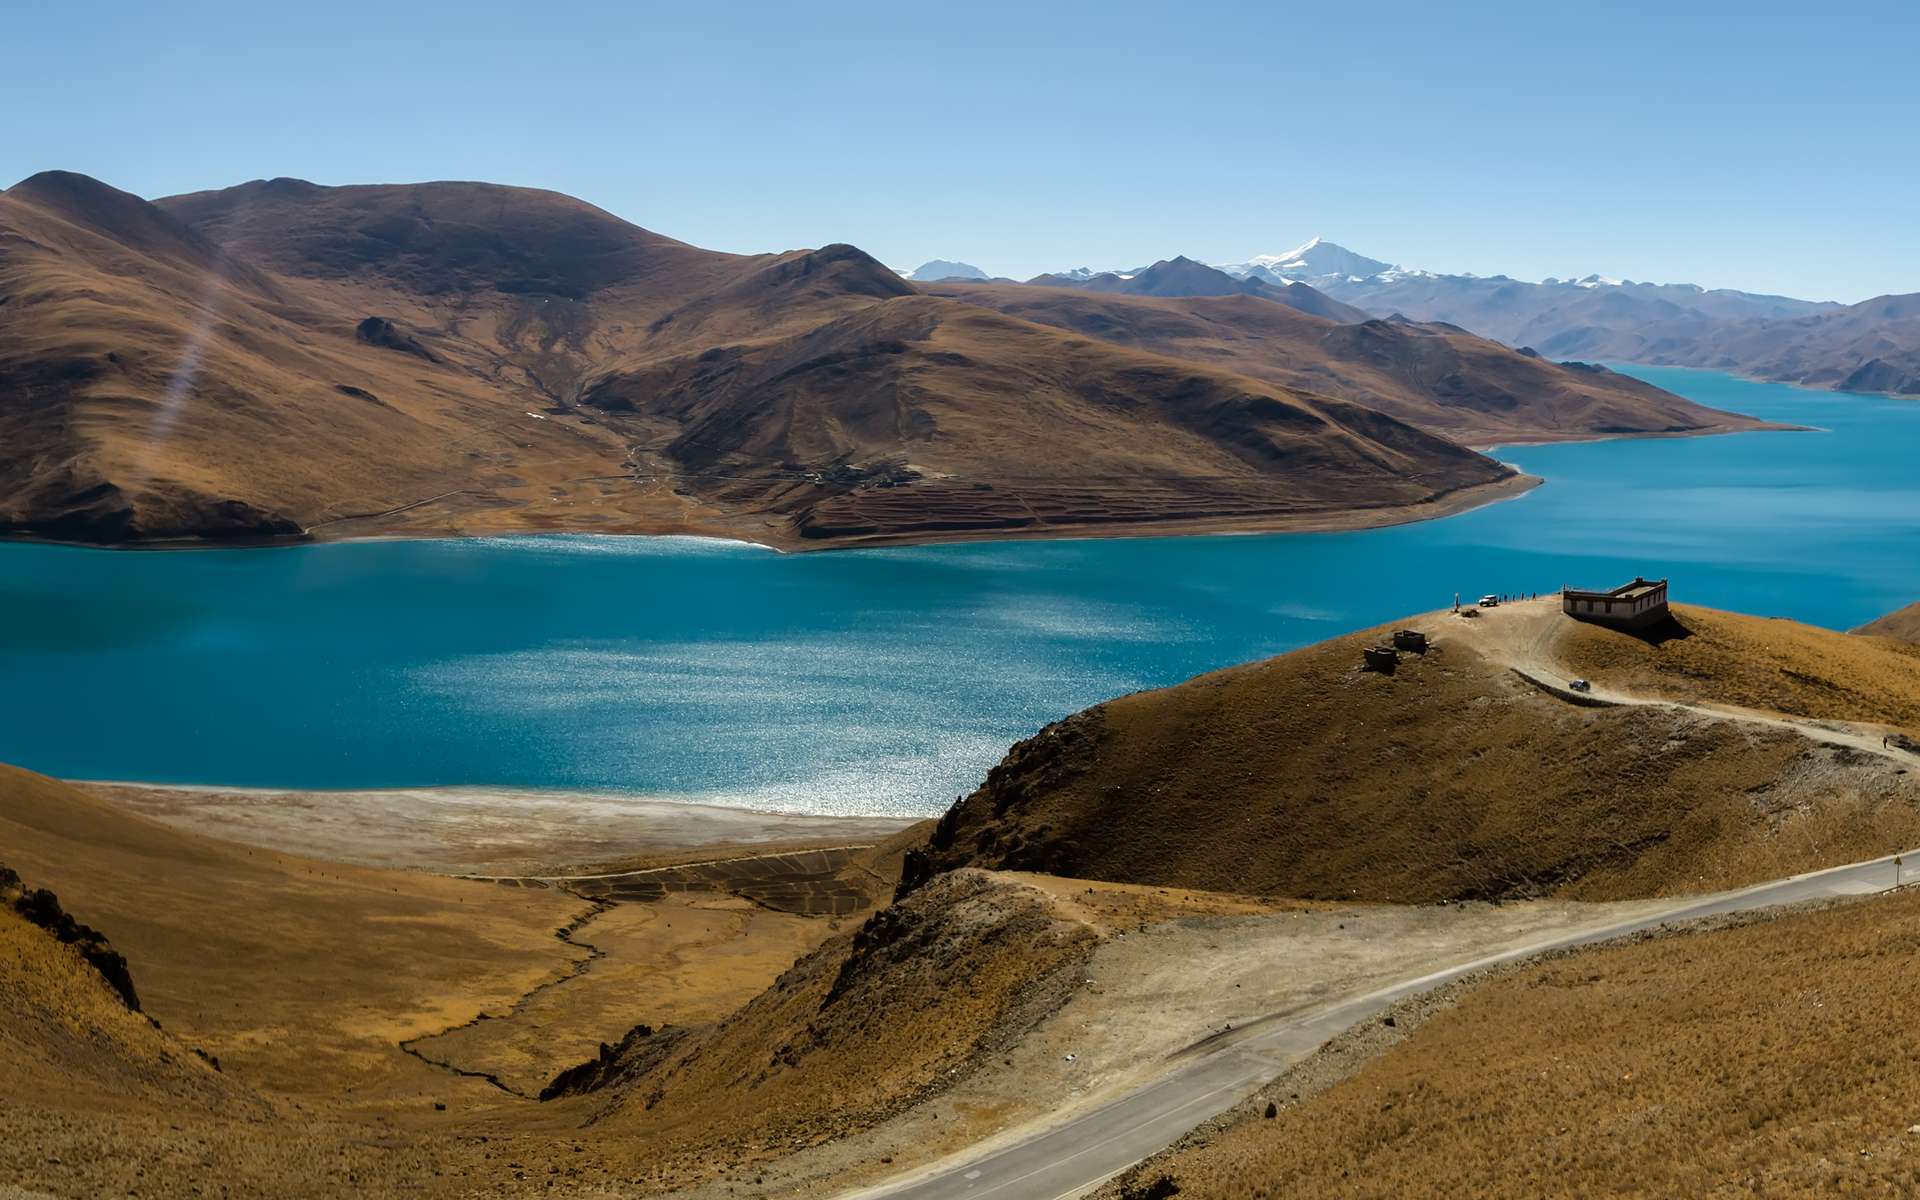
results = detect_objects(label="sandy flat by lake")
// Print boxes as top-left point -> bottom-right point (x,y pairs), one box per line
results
79,780 -> 918,875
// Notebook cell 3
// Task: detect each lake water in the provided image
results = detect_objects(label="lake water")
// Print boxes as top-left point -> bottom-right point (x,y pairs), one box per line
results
4,367 -> 1919,816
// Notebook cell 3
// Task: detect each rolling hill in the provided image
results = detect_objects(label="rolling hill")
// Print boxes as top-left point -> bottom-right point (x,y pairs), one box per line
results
909,601 -> 1920,902
1856,599 -> 1920,642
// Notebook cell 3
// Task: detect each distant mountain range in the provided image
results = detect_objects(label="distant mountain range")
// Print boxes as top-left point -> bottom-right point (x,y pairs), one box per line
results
999,237 -> 1919,398
1025,256 -> 1369,323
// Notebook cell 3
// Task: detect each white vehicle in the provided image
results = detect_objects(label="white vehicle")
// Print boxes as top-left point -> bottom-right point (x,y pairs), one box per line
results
1478,594 -> 1500,607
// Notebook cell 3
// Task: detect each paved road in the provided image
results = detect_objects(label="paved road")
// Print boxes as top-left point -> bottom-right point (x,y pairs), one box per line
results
840,848 -> 1916,1200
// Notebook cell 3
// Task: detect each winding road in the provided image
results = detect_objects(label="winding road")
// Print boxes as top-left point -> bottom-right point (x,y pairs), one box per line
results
842,847 -> 1915,1200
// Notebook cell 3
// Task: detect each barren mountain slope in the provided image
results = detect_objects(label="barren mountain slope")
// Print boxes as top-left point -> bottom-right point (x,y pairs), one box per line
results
1855,599 -> 1920,642
582,293 -> 1523,544
2,171 -> 1538,547
929,282 -> 1776,444
0,172 -> 645,542
1668,292 -> 1920,396
912,604 -> 1920,902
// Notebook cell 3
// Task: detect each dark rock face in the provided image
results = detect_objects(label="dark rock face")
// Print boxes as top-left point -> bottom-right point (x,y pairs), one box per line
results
538,1022 -> 676,1100
915,709 -> 1110,883
354,316 -> 439,361
1,864 -> 140,1011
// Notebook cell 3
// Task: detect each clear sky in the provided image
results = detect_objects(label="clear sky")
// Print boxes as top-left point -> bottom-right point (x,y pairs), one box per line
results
6,0 -> 1917,302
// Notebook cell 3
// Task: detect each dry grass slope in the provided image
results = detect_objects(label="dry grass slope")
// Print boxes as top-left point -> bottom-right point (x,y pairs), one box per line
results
1129,888 -> 1920,1199
918,613 -> 1920,902
1554,604 -> 1920,733
0,878 -> 250,1116
0,763 -> 927,1196
570,870 -> 1099,1188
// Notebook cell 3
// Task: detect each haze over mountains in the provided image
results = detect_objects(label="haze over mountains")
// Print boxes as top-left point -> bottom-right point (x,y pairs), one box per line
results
0,170 -> 1767,547
900,259 -> 988,282
945,235 -> 1920,399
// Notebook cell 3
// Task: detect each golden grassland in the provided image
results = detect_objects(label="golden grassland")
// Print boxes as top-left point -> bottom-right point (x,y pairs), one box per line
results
0,764 -> 584,1102
921,614 -> 1920,902
0,903 -> 252,1118
0,763 -> 889,1195
1554,604 -> 1920,732
1127,888 -> 1920,1199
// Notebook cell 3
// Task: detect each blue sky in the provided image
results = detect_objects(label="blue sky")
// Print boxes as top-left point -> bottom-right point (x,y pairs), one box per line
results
6,0 -> 1916,302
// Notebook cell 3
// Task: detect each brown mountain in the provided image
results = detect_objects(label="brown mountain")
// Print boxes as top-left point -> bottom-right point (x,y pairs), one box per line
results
926,282 -> 1778,444
1855,599 -> 1920,642
1657,292 -> 1920,396
1,171 -> 1752,547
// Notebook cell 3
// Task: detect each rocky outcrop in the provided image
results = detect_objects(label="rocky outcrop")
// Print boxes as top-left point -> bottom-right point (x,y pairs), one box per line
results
539,1022 -> 681,1100
354,316 -> 440,362
1,864 -> 139,1011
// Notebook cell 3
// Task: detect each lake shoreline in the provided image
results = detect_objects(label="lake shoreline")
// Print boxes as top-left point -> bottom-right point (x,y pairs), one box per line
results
1,471 -> 1545,555
0,372 -> 1821,556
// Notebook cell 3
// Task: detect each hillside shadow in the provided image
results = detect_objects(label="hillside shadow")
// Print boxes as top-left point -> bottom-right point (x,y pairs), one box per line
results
1627,614 -> 1694,647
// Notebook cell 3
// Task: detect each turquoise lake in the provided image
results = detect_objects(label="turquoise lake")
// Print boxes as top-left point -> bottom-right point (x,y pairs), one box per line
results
4,367 -> 1918,816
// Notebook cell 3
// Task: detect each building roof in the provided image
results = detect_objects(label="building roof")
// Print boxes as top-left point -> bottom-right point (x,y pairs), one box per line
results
1565,576 -> 1667,602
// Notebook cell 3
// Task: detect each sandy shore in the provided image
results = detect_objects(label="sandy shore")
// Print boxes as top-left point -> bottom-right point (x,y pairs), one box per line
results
7,471 -> 1544,554
79,780 -> 920,875
1466,416 -> 1807,452
779,471 -> 1545,552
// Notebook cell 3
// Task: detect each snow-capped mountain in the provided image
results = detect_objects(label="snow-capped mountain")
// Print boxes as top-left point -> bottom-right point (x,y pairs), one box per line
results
1217,238 -> 1396,284
1018,238 -> 1846,369
902,259 -> 989,282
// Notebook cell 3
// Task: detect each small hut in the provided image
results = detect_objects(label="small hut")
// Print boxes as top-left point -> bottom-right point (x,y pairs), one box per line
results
1562,577 -> 1669,630
1362,646 -> 1400,672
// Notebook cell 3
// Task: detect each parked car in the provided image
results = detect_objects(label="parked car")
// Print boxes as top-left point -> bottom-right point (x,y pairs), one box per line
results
1478,594 -> 1500,607
1569,678 -> 1592,692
